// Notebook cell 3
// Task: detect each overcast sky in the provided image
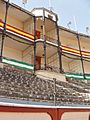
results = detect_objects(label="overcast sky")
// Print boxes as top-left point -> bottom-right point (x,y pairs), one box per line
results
11,0 -> 90,34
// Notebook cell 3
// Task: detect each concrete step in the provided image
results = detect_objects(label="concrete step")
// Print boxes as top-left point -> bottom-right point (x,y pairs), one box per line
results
36,70 -> 66,82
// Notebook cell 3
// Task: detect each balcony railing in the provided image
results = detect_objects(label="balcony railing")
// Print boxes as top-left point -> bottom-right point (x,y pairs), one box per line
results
1,20 -> 90,61
0,20 -> 34,41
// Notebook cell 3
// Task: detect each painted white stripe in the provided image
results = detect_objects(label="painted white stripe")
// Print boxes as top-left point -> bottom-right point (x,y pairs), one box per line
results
35,39 -> 44,42
0,27 -> 3,30
82,55 -> 90,58
2,59 -> 34,70
85,76 -> 90,79
0,26 -> 34,42
62,50 -> 81,56
46,40 -> 58,46
66,74 -> 90,79
6,29 -> 34,42
35,39 -> 58,47
0,102 -> 90,109
65,74 -> 84,79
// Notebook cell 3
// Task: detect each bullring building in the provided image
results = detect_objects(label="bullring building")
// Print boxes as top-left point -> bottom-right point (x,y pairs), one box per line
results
0,0 -> 90,109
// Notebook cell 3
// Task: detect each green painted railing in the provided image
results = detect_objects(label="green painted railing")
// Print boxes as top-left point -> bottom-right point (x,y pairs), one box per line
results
2,57 -> 34,70
65,72 -> 90,80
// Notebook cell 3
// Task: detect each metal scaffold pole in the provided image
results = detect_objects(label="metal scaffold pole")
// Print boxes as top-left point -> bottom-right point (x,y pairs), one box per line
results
43,9 -> 46,70
73,16 -> 85,79
34,16 -> 36,74
56,15 -> 63,73
0,0 -> 9,61
53,78 -> 56,106
76,34 -> 85,79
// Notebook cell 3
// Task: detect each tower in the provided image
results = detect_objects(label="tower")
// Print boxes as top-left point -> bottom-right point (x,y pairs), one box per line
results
32,8 -> 62,72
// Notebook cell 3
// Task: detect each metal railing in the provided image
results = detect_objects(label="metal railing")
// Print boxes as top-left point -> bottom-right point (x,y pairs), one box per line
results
40,34 -> 58,44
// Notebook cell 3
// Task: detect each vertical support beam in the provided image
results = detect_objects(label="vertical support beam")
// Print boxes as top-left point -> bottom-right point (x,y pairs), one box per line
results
53,78 -> 56,106
34,16 -> 36,74
0,0 -> 9,61
77,34 -> 85,79
89,114 -> 90,120
56,15 -> 63,73
43,9 -> 46,70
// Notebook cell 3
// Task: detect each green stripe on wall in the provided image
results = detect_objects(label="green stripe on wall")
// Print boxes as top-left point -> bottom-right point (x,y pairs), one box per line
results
2,57 -> 34,70
65,72 -> 90,80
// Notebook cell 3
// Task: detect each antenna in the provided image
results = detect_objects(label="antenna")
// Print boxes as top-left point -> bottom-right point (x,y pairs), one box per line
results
73,16 -> 78,32
49,0 -> 53,11
67,21 -> 71,29
49,0 -> 51,9
22,0 -> 28,6
86,27 -> 89,34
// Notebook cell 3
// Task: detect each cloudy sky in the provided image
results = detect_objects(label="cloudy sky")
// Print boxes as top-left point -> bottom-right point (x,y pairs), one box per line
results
10,0 -> 90,34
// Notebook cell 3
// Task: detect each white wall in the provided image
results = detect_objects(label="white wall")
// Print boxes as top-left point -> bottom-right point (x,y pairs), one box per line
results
68,60 -> 82,73
61,112 -> 90,120
46,29 -> 57,41
7,17 -> 23,29
22,46 -> 34,64
0,1 -> 6,21
0,12 -> 5,21
84,61 -> 90,74
0,112 -> 51,120
62,60 -> 70,72
23,18 -> 34,34
47,53 -> 59,67
80,40 -> 90,52
3,46 -> 22,61
0,4 -> 23,30
60,36 -> 79,49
